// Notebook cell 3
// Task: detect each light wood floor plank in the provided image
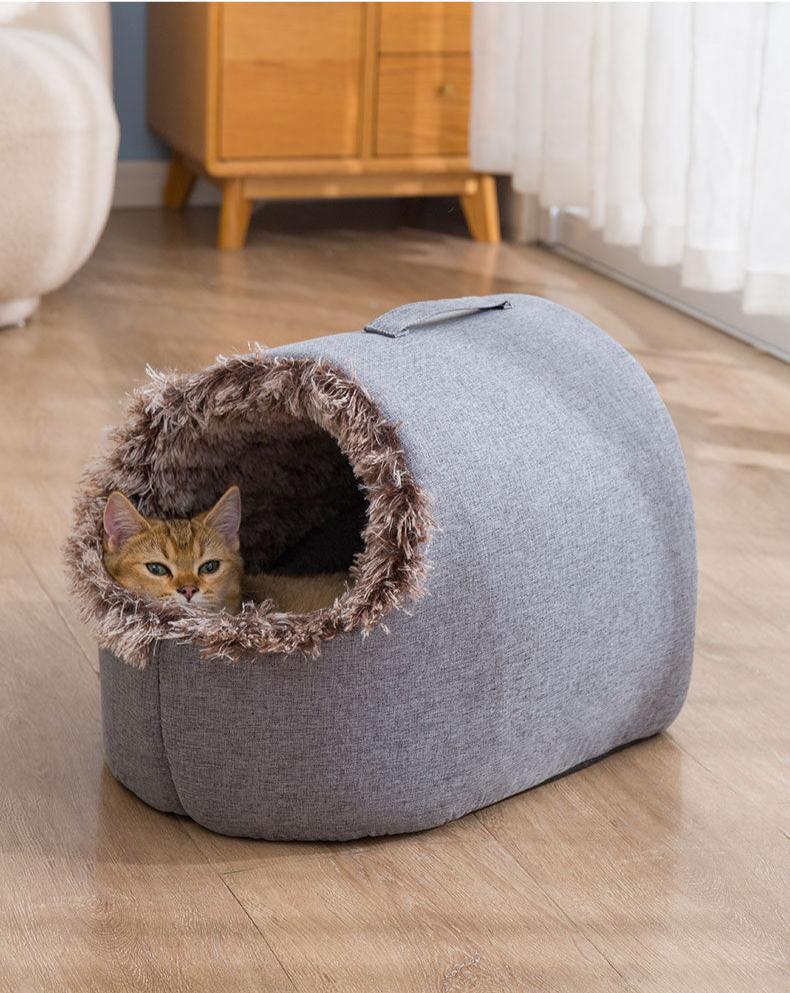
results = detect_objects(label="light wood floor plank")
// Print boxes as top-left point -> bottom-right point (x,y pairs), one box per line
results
220,817 -> 636,993
476,736 -> 789,993
669,577 -> 789,808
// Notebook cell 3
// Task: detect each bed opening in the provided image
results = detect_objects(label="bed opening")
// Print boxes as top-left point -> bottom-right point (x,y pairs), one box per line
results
66,354 -> 433,664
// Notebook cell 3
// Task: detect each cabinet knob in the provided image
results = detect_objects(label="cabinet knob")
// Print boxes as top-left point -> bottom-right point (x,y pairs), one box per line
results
437,82 -> 455,98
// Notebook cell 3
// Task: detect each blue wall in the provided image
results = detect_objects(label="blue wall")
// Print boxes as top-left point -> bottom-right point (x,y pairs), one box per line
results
111,2 -> 167,160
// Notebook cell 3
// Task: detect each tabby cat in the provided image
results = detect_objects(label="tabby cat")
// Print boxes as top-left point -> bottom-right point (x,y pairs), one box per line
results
102,486 -> 349,614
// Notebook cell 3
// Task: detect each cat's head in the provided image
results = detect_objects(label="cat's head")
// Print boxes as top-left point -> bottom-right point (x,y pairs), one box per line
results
102,486 -> 243,612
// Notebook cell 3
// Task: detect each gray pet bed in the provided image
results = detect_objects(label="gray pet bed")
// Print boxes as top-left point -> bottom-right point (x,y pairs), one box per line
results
67,295 -> 696,841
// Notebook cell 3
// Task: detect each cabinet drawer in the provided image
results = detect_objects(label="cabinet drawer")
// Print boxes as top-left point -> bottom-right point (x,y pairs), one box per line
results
376,54 -> 470,157
379,3 -> 471,53
219,3 -> 364,159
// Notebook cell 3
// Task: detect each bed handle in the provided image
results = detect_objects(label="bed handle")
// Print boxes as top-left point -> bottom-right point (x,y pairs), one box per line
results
364,296 -> 512,338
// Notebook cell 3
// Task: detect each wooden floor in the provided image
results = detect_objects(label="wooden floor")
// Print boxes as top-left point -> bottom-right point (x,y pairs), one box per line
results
1,204 -> 787,993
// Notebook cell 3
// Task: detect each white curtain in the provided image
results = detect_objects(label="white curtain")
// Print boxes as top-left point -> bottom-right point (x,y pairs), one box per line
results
471,3 -> 790,318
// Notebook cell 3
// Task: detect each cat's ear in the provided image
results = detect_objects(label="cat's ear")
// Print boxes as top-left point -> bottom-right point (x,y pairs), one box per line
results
203,485 -> 241,549
103,491 -> 149,551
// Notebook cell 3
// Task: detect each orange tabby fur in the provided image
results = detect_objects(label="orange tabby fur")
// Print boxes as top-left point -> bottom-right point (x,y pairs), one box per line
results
103,487 -> 349,615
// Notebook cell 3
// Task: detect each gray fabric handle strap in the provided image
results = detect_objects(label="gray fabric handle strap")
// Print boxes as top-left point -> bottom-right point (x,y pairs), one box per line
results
364,296 -> 512,338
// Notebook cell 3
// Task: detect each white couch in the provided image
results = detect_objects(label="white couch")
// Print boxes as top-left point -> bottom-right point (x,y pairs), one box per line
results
0,2 -> 118,327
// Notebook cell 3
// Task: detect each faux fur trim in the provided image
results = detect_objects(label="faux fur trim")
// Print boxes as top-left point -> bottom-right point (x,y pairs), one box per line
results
64,351 -> 433,667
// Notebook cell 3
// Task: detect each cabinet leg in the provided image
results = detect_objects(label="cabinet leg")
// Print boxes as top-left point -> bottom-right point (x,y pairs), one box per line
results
218,180 -> 252,250
460,175 -> 501,243
163,154 -> 196,209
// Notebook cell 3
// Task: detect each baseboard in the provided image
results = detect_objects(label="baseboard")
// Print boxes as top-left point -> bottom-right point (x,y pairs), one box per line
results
541,208 -> 790,363
113,160 -> 221,209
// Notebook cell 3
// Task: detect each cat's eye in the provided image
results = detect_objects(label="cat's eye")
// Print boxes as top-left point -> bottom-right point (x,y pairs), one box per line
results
198,560 -> 220,575
146,562 -> 171,577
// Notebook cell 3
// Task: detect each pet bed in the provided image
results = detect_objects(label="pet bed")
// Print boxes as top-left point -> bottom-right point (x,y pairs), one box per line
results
66,294 -> 696,840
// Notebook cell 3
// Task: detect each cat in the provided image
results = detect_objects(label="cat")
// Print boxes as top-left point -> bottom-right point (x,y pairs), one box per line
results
102,486 -> 350,614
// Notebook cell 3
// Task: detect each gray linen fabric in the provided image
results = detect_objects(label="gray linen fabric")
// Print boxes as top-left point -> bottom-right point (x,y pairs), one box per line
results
99,295 -> 696,840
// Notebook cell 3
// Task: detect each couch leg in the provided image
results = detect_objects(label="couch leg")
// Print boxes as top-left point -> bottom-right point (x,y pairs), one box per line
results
0,297 -> 39,329
460,175 -> 501,243
163,154 -> 196,209
218,180 -> 252,250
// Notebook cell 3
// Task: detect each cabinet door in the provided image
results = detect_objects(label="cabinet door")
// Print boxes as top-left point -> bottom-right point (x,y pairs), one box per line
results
376,54 -> 470,157
220,3 -> 364,159
379,3 -> 471,54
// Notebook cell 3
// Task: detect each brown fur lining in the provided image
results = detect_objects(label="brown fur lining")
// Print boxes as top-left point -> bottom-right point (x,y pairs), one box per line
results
64,352 -> 433,667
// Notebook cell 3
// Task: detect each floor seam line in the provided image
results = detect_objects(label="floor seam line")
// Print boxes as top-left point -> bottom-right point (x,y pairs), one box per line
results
175,823 -> 301,991
218,872 -> 301,992
472,813 -> 641,992
0,514 -> 95,671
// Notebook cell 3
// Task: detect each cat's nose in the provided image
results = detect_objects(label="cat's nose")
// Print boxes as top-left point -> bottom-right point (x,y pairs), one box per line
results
178,585 -> 197,602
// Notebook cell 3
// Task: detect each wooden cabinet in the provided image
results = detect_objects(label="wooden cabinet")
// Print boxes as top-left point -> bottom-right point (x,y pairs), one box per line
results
148,2 -> 499,249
